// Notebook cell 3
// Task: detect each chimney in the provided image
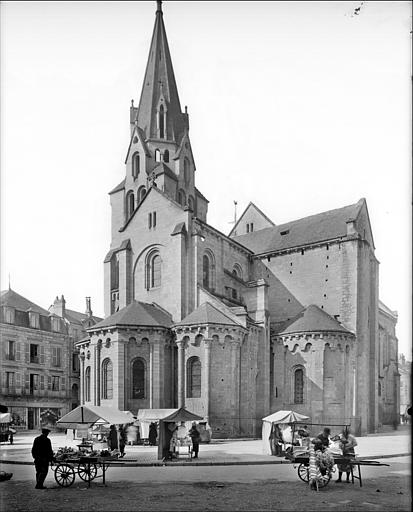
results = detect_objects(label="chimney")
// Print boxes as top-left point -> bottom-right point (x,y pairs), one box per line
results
52,294 -> 66,318
85,297 -> 93,317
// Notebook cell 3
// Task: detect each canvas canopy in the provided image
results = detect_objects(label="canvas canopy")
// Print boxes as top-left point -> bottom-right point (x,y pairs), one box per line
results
157,408 -> 204,460
262,410 -> 310,455
57,405 -> 133,428
135,409 -> 177,438
0,413 -> 12,424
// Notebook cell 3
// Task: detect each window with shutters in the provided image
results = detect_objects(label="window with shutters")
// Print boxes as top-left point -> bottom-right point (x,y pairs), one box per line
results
30,344 -> 39,364
132,358 -> 145,399
85,367 -> 91,401
52,376 -> 60,391
30,374 -> 39,394
7,340 -> 16,360
186,357 -> 201,398
6,372 -> 15,389
101,359 -> 113,399
294,367 -> 304,404
52,347 -> 62,367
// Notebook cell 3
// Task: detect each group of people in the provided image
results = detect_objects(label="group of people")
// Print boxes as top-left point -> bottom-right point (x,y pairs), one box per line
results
107,424 -> 127,457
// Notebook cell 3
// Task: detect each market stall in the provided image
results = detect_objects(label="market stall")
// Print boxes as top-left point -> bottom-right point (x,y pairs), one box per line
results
0,413 -> 14,444
157,407 -> 203,460
262,410 -> 310,455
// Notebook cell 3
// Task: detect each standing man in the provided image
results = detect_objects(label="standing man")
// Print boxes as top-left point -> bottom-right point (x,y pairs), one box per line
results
31,428 -> 54,489
189,422 -> 201,459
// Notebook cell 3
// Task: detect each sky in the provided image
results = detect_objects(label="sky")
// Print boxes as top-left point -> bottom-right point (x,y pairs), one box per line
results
1,1 -> 411,356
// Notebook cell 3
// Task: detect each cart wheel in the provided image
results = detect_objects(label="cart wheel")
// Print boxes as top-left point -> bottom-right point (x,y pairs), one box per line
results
78,464 -> 98,481
54,464 -> 75,487
298,463 -> 309,483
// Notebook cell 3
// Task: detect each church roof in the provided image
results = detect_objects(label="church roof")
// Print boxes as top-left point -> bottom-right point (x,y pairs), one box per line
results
0,289 -> 50,316
109,178 -> 126,195
152,162 -> 177,181
232,199 -> 364,254
277,305 -> 353,336
64,309 -> 102,326
174,302 -> 240,327
378,300 -> 397,319
136,2 -> 187,143
87,300 -> 173,331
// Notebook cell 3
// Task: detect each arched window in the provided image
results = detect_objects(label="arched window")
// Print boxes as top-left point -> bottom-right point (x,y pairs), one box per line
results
294,368 -> 304,404
163,149 -> 169,163
188,195 -> 194,212
138,186 -> 146,204
132,152 -> 140,177
127,190 -> 135,219
71,383 -> 79,400
110,252 -> 119,291
183,157 -> 190,185
187,356 -> 201,398
202,251 -> 215,290
132,358 -> 145,399
232,264 -> 243,280
146,251 -> 161,289
159,105 -> 165,138
101,358 -> 113,399
155,149 -> 161,162
85,367 -> 91,402
203,255 -> 210,289
177,189 -> 186,207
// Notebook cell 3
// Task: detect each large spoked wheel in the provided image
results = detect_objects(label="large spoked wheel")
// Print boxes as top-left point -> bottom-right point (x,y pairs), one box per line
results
54,463 -> 76,487
298,463 -> 309,483
77,463 -> 98,481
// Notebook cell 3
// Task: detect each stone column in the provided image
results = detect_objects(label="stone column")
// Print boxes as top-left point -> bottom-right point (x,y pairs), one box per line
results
230,339 -> 241,432
203,339 -> 212,422
149,341 -> 154,409
176,339 -> 186,408
96,340 -> 102,406
79,353 -> 85,405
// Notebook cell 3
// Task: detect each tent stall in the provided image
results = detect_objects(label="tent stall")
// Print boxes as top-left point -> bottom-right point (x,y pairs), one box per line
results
157,407 -> 203,460
135,409 -> 177,440
262,410 -> 310,455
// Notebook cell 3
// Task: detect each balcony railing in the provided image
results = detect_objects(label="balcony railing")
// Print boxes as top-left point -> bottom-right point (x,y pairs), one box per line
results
30,356 -> 40,364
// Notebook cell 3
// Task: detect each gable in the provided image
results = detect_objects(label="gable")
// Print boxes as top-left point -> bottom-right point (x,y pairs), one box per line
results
354,198 -> 375,249
229,202 -> 275,237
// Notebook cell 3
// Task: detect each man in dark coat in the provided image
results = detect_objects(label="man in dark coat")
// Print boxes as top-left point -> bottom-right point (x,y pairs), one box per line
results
31,428 -> 54,489
189,422 -> 201,459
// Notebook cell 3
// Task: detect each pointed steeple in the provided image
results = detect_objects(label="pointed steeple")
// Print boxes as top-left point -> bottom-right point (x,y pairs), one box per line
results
136,1 -> 188,144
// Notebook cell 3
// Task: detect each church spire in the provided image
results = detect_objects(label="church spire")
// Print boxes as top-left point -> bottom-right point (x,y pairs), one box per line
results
136,0 -> 188,144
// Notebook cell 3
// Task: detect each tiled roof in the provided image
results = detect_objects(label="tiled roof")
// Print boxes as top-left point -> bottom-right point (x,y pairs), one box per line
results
88,301 -> 173,331
378,300 -> 397,318
152,162 -> 177,181
195,187 -> 209,203
65,309 -> 102,325
109,179 -> 126,195
174,302 -> 240,327
0,289 -> 50,316
232,200 -> 364,254
277,305 -> 353,336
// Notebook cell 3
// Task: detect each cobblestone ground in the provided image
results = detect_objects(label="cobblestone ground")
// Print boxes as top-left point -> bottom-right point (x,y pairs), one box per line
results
0,466 -> 410,511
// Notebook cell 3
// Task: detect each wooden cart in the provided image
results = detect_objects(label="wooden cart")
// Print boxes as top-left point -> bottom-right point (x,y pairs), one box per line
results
52,455 -> 119,488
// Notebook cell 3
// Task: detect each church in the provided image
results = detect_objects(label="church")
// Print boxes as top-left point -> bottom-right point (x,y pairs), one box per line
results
75,2 -> 399,437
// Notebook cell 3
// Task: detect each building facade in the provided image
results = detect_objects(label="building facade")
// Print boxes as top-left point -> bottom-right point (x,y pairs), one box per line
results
398,354 -> 411,422
0,289 -> 100,429
76,2 -> 398,436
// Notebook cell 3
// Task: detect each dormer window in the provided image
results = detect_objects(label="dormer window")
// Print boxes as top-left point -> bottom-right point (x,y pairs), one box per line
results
3,306 -> 15,324
29,311 -> 40,329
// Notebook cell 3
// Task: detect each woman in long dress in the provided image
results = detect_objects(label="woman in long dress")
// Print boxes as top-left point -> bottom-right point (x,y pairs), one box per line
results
336,428 -> 358,483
